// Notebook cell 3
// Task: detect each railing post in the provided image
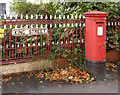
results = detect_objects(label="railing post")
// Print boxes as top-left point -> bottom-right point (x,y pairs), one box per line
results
0,16 -> 2,62
0,18 -> 2,59
83,11 -> 108,79
0,15 -> 2,95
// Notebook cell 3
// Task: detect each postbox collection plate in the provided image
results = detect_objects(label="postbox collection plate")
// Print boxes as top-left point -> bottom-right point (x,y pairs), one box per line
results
97,27 -> 103,36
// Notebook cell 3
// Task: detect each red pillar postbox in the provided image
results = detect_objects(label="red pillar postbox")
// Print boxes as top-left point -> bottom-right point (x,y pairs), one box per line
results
83,11 -> 108,78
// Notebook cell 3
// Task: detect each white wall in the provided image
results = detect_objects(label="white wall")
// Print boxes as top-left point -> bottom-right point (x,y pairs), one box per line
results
0,0 -> 14,16
0,0 -> 50,16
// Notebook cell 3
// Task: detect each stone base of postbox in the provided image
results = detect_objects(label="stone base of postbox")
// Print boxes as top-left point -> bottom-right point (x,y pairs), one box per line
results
85,58 -> 106,80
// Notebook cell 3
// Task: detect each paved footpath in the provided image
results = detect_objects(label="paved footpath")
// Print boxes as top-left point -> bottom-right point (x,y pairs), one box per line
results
1,71 -> 119,94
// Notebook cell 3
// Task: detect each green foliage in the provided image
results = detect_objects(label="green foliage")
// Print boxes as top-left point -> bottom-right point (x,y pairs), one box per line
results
106,28 -> 120,51
10,2 -> 120,19
63,47 -> 85,70
10,2 -> 60,16
49,43 -> 86,70
58,2 -> 120,19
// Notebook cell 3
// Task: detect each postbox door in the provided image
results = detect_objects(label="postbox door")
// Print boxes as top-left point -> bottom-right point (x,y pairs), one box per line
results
95,22 -> 106,61
96,22 -> 104,36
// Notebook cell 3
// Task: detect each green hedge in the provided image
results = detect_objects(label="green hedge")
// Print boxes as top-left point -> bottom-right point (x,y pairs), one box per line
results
11,2 -> 120,19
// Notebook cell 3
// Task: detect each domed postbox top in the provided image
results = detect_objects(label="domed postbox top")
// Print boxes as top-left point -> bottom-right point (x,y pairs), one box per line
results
83,11 -> 108,17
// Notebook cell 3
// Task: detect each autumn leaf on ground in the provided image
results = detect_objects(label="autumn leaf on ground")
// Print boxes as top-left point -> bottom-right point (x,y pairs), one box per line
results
40,81 -> 43,84
12,82 -> 15,85
35,65 -> 95,84
35,73 -> 44,78
91,77 -> 94,81
112,81 -> 116,85
108,83 -> 110,85
106,66 -> 109,70
1,77 -> 11,82
93,81 -> 97,84
106,62 -> 117,68
90,86 -> 92,88
111,69 -> 117,72
59,85 -> 61,88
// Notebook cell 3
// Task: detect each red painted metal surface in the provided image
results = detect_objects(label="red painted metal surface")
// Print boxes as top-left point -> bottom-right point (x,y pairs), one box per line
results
83,11 -> 108,61
83,11 -> 108,17
2,20 -> 84,26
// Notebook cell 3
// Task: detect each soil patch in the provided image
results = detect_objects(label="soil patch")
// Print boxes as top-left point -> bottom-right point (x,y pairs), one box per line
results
106,50 -> 120,62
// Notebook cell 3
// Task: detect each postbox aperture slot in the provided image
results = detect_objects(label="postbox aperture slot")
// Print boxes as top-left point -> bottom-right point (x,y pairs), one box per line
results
96,22 -> 104,24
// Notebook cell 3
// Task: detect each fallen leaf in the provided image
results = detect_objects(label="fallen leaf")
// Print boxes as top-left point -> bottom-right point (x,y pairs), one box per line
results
1,78 -> 11,82
59,85 -> 61,88
112,81 -> 116,85
82,85 -> 85,87
91,77 -> 94,81
69,76 -> 73,79
28,76 -> 30,78
104,78 -> 107,81
111,69 -> 117,72
108,83 -> 110,85
106,67 -> 109,70
12,82 -> 15,85
40,81 -> 43,84
15,91 -> 19,94
106,62 -> 117,68
106,74 -> 109,77
79,79 -> 82,83
90,86 -> 92,88
87,81 -> 89,83
93,81 -> 97,84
